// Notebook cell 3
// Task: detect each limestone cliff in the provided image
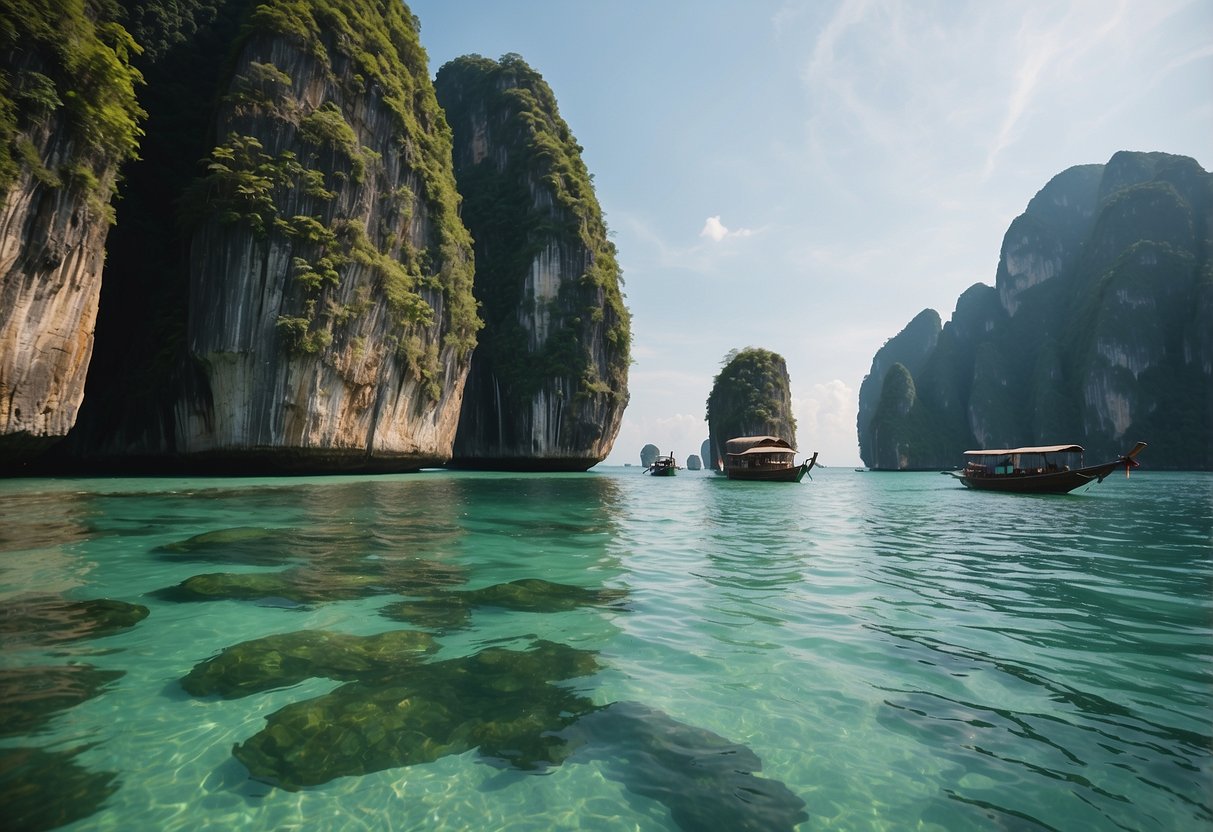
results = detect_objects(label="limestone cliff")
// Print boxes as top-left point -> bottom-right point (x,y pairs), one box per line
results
856,308 -> 939,465
859,151 -> 1212,470
705,348 -> 798,469
172,4 -> 478,469
33,0 -> 479,473
0,3 -> 143,463
435,54 -> 629,471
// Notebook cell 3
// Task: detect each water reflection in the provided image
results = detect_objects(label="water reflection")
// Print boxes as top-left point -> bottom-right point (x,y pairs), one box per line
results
871,623 -> 1213,828
0,664 -> 124,738
0,596 -> 148,649
0,745 -> 119,830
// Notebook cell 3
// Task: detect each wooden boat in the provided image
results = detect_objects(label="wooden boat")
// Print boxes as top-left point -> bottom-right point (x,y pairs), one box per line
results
954,442 -> 1146,493
722,436 -> 818,482
647,453 -> 677,476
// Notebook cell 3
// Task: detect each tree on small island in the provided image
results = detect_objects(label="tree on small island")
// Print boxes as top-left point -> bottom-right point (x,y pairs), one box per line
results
705,348 -> 798,469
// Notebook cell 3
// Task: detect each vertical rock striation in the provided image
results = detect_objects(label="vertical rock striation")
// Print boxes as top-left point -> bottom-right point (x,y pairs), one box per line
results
0,4 -> 143,465
171,3 -> 478,470
859,151 -> 1212,470
435,54 -> 629,471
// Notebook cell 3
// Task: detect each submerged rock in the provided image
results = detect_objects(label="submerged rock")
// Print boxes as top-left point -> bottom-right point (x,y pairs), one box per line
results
153,527 -> 305,566
182,629 -> 439,698
158,554 -> 466,606
225,639 -> 806,831
232,640 -> 602,788
380,578 -> 630,630
563,701 -> 809,832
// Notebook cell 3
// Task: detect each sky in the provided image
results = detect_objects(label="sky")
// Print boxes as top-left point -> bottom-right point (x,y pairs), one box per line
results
407,0 -> 1213,468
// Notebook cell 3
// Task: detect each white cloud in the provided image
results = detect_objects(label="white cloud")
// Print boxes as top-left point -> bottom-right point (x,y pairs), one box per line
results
700,215 -> 754,242
793,379 -> 859,466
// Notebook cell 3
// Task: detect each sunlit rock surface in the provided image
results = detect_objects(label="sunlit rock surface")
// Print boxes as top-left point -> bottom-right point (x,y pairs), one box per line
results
0,6 -> 143,465
172,4 -> 478,470
182,629 -> 438,698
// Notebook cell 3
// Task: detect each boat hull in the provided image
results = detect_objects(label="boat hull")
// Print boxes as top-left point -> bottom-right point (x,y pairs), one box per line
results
648,466 -> 676,477
725,454 -> 817,483
726,465 -> 808,482
960,461 -> 1122,494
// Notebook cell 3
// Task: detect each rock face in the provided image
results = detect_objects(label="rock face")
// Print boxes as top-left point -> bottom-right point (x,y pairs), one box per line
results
705,348 -> 798,469
859,151 -> 1213,470
0,4 -> 143,463
435,55 -> 630,471
11,0 -> 479,473
639,444 -> 659,467
172,3 -> 478,469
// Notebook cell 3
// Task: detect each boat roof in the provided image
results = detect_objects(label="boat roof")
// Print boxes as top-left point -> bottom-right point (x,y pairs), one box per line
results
963,444 -> 1083,456
725,435 -> 796,454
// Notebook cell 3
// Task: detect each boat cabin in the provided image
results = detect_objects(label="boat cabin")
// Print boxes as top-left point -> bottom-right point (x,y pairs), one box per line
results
725,436 -> 798,472
963,444 -> 1084,478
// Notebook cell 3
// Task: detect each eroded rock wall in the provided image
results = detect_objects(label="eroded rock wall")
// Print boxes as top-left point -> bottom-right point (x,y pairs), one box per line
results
436,54 -> 629,471
0,9 -> 143,465
176,17 -> 478,469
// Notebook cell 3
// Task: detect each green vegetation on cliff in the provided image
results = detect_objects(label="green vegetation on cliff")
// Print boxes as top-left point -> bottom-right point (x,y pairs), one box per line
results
193,0 -> 479,378
435,53 -> 629,401
706,348 -> 797,466
0,0 -> 145,209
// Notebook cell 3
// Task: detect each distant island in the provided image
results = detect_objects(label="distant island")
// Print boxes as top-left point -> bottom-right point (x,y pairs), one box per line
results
859,151 -> 1212,471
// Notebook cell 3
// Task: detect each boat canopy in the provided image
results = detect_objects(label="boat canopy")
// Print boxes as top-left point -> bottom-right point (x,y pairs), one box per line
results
963,444 -> 1083,456
725,436 -> 796,455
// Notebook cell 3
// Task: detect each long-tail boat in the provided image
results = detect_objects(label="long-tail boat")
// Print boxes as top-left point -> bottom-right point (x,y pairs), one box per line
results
722,436 -> 818,482
647,452 -> 677,476
954,442 -> 1146,493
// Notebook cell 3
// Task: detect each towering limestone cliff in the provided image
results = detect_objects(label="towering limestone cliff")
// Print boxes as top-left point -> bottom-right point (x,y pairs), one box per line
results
24,0 -> 480,472
0,2 -> 144,461
173,1 -> 478,469
859,151 -> 1212,470
435,54 -> 629,470
705,348 -> 798,469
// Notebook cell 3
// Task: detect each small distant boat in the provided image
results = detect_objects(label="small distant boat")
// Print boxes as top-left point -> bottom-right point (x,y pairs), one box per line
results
723,436 -> 818,482
952,442 -> 1146,494
647,453 -> 677,476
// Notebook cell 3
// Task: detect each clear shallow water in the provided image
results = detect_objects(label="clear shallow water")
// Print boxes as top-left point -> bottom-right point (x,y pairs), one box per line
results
1,467 -> 1209,831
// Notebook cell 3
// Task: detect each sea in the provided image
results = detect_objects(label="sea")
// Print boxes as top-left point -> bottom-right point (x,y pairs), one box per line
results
1,466 -> 1209,832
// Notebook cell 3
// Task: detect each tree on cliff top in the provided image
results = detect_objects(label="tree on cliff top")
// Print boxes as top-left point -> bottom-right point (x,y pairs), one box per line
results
705,348 -> 798,468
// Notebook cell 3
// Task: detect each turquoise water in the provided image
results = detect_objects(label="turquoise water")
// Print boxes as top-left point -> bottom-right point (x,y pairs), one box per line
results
1,467 -> 1210,831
